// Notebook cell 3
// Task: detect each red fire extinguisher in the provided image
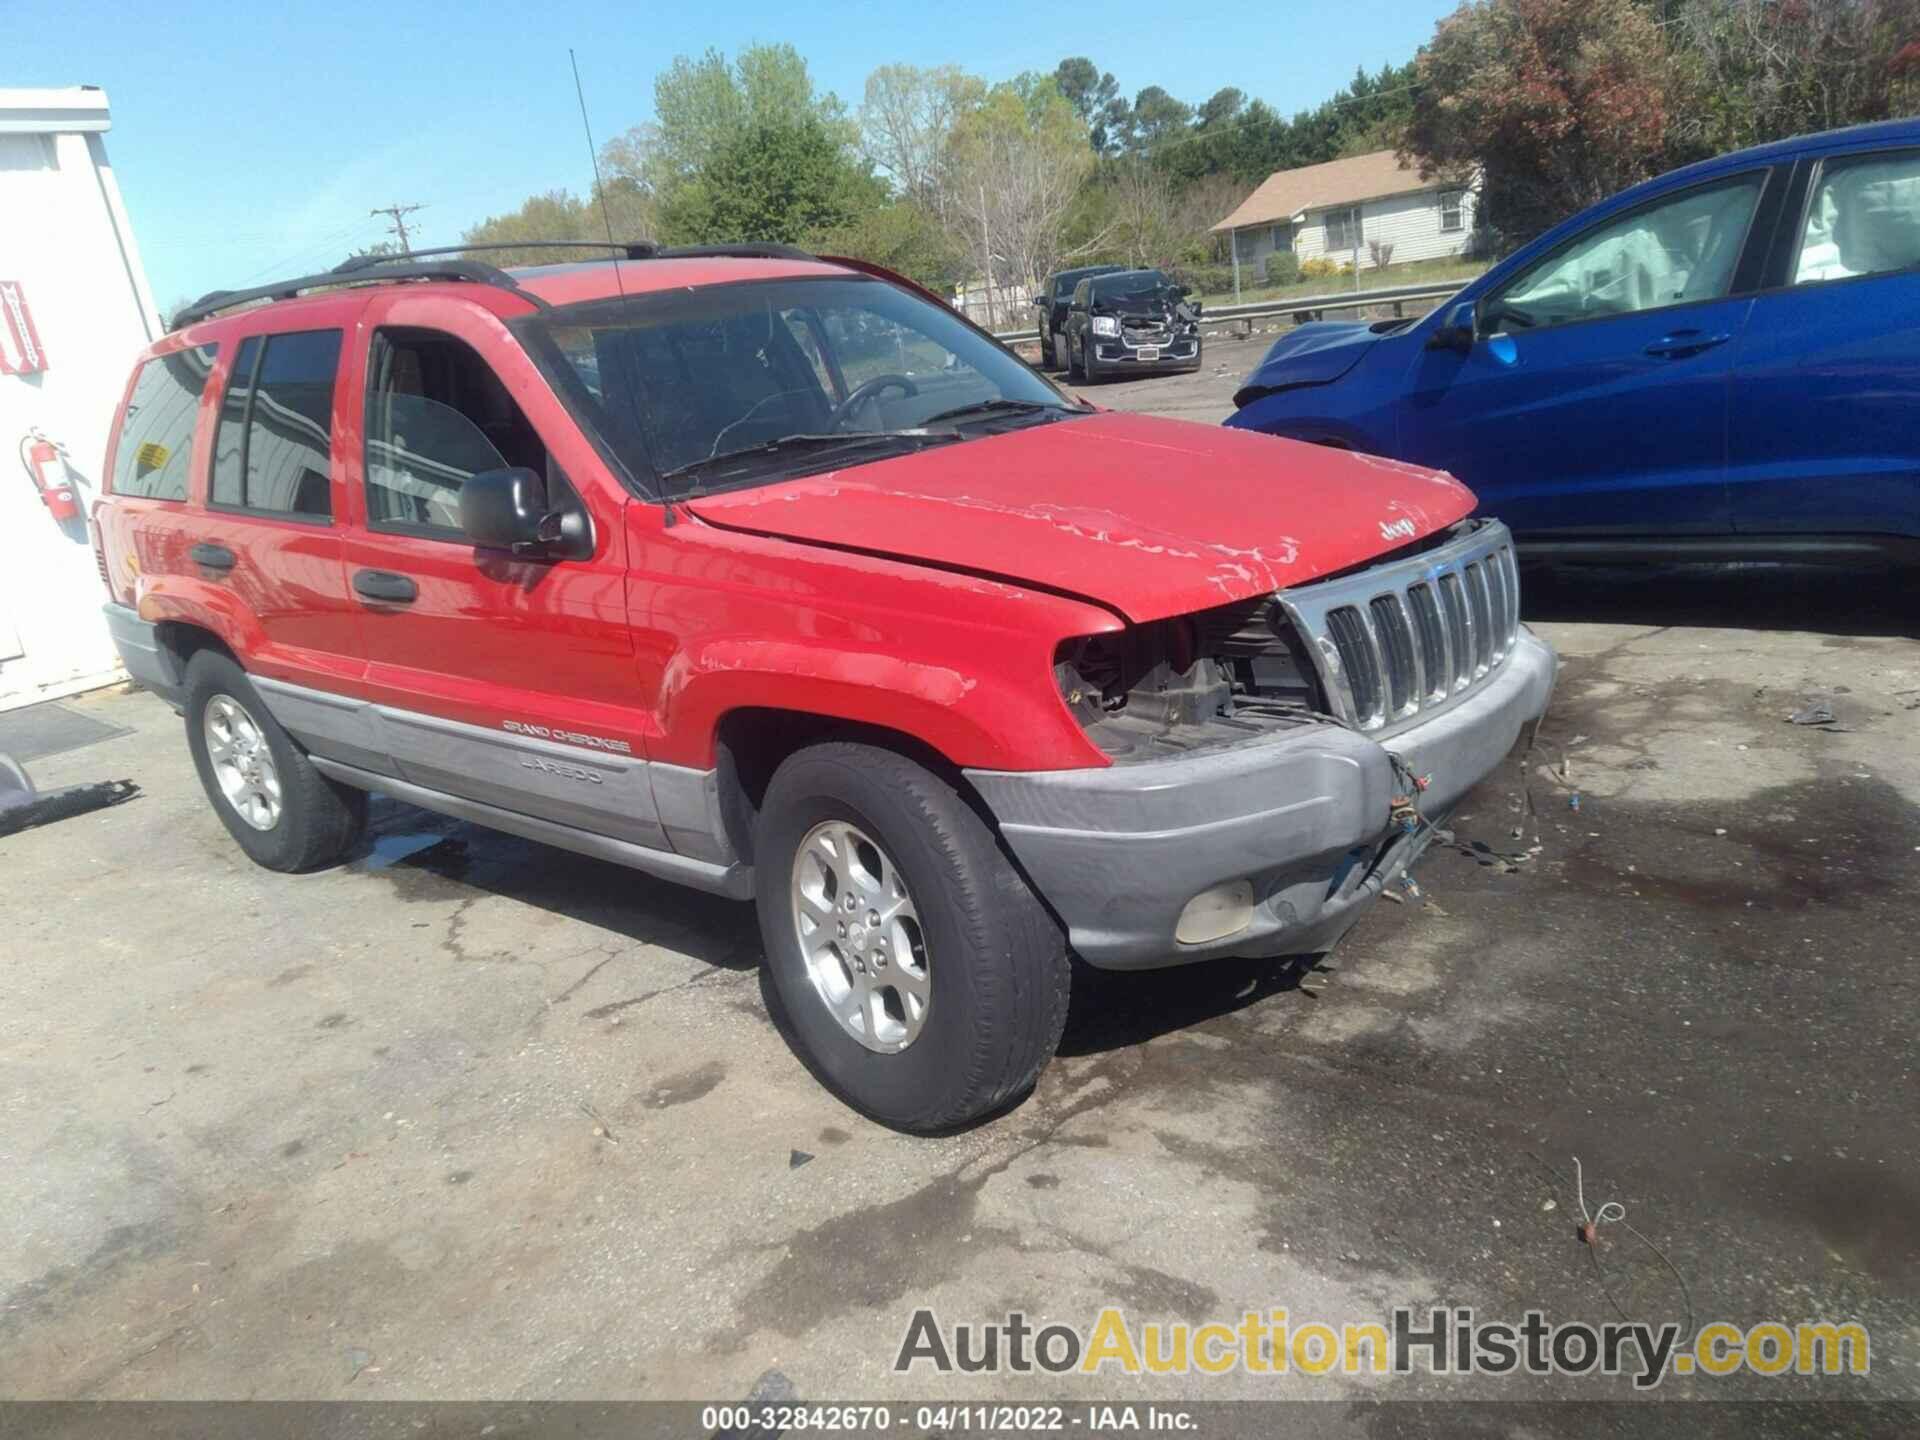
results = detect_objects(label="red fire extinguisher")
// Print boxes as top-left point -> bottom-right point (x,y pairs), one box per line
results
19,429 -> 79,524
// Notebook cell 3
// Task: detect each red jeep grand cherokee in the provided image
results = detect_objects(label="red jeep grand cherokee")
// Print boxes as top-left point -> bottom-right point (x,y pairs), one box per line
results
96,244 -> 1554,1131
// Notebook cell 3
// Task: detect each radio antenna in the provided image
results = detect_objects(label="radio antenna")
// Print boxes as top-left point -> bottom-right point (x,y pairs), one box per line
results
570,48 -> 627,300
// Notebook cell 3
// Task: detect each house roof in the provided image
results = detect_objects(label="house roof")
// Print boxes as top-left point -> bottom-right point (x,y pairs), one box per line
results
1211,150 -> 1447,233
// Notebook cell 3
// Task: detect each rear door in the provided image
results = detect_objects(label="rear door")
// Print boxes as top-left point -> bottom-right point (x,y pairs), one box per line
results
1397,167 -> 1781,538
335,294 -> 664,847
1728,143 -> 1920,539
198,324 -> 364,690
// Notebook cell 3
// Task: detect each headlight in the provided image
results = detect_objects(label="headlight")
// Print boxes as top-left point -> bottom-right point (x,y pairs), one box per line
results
1091,315 -> 1119,337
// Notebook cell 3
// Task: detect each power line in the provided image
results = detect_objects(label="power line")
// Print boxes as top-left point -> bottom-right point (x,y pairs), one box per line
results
370,202 -> 426,254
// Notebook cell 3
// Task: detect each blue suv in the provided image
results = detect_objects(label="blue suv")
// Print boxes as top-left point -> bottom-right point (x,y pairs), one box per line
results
1226,120 -> 1920,565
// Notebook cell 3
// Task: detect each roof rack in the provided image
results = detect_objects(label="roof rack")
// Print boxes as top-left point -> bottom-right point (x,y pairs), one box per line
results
324,240 -> 818,277
168,256 -> 546,333
169,240 -> 830,333
329,240 -> 659,273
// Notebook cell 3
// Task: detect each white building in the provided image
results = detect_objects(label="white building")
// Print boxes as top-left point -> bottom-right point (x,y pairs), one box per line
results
0,87 -> 159,711
1213,150 -> 1478,283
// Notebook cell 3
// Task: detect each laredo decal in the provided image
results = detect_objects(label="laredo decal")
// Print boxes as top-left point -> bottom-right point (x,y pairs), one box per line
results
502,720 -> 634,755
521,756 -> 605,785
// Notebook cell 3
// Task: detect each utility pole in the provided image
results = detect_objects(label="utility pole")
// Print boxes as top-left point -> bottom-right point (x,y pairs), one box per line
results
370,203 -> 425,255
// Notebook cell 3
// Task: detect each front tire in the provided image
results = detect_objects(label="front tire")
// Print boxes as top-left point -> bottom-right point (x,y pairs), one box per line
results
1067,335 -> 1086,381
184,650 -> 367,872
754,742 -> 1069,1133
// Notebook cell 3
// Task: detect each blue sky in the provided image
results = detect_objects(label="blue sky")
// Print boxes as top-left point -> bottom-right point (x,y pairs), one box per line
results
12,0 -> 1458,311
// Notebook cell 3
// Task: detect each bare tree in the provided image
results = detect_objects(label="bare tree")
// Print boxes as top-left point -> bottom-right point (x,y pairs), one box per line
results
1675,0 -> 1920,151
859,65 -> 982,220
1109,158 -> 1182,269
945,86 -> 1101,326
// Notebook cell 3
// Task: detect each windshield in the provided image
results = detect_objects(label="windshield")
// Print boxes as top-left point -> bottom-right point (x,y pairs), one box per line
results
518,275 -> 1084,498
1091,271 -> 1176,303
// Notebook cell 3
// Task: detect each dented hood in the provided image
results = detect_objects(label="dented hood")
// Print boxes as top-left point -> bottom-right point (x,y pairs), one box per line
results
684,411 -> 1475,624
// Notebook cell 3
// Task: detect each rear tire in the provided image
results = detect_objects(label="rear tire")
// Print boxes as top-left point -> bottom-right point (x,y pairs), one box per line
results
754,742 -> 1070,1133
183,650 -> 367,872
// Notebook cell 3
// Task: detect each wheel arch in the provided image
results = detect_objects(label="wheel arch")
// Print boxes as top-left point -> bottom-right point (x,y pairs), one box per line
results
714,707 -> 999,868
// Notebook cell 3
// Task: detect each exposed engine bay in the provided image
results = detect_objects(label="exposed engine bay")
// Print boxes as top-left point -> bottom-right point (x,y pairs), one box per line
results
1055,522 -> 1483,761
1055,592 -> 1330,761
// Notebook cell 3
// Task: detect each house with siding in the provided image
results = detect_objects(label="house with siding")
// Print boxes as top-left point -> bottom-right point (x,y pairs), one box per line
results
1212,150 -> 1477,280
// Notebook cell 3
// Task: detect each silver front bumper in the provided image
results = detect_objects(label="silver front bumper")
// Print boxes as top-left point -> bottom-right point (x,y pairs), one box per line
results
967,627 -> 1555,970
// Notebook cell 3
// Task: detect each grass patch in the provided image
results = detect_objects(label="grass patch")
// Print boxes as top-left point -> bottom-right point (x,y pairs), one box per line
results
1198,255 -> 1487,308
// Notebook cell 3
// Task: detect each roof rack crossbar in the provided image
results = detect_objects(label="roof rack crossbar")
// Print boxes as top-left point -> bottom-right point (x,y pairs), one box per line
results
329,240 -> 659,274
169,257 -> 548,332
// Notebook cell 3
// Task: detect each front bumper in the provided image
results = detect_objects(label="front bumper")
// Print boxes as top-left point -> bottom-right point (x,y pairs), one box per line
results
1093,336 -> 1201,369
966,628 -> 1555,969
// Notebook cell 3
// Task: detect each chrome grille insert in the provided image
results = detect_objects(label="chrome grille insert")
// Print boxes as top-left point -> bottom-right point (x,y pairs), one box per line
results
1277,520 -> 1524,736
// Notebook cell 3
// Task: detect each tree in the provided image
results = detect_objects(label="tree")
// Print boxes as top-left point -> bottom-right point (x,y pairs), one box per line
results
808,200 -> 967,291
1053,58 -> 1120,132
659,118 -> 884,245
603,43 -> 850,196
946,82 -> 1100,324
1196,87 -> 1246,129
1129,86 -> 1196,151
1403,0 -> 1682,248
461,184 -> 657,264
858,64 -> 983,214
1672,0 -> 1920,155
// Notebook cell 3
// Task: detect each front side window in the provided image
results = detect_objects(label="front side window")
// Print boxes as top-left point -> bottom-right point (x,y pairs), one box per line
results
111,344 -> 218,500
1326,207 -> 1362,252
365,328 -> 555,537
1795,151 -> 1920,284
1440,192 -> 1465,233
1484,173 -> 1766,334
210,329 -> 340,520
518,275 -> 1083,498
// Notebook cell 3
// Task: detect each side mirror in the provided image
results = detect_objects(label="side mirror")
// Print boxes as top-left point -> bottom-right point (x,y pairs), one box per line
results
460,467 -> 589,558
1426,300 -> 1477,353
1031,294 -> 1047,307
1174,284 -> 1191,298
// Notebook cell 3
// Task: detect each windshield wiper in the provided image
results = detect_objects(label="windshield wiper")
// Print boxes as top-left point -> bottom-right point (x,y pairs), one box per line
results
919,397 -> 1085,426
658,430 -> 958,487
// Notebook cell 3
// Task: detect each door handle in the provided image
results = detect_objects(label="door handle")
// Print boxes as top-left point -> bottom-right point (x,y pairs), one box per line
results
352,569 -> 418,604
189,542 -> 236,572
1644,330 -> 1732,359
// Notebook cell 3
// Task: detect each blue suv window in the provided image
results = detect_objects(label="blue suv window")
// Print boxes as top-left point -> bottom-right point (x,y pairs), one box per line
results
1484,173 -> 1766,334
1795,151 -> 1920,284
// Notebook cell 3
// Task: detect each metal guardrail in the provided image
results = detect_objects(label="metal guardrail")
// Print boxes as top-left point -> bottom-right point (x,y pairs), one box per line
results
988,278 -> 1469,345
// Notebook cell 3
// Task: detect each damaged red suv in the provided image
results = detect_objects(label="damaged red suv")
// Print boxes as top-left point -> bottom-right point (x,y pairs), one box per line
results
96,243 -> 1554,1131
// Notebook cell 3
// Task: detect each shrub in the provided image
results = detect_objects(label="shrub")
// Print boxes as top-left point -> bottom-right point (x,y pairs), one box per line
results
1176,263 -> 1234,296
1299,255 -> 1343,281
1264,250 -> 1300,286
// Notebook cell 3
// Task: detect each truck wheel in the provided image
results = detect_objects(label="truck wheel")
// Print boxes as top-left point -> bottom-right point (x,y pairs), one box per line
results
755,742 -> 1070,1133
183,650 -> 367,872
1068,336 -> 1086,381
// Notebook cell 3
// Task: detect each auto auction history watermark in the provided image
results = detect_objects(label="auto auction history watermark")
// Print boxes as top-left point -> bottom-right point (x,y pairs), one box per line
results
895,1305 -> 1873,1391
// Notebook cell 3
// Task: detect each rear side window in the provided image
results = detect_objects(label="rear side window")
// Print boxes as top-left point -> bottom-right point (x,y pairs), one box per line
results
1795,150 -> 1920,284
210,328 -> 341,521
112,345 -> 218,500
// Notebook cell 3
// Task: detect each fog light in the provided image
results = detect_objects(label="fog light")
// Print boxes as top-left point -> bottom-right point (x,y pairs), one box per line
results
1175,880 -> 1256,945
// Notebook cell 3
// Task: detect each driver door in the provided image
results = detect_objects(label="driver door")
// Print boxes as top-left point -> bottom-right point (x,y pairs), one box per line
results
1398,168 -> 1780,539
336,299 -> 664,847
